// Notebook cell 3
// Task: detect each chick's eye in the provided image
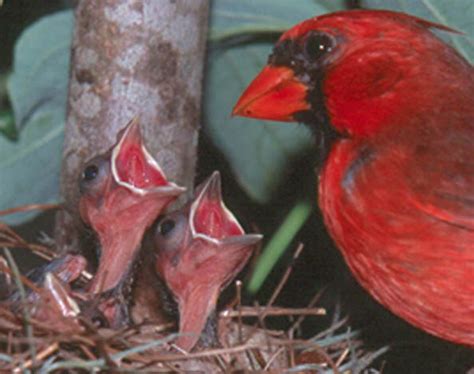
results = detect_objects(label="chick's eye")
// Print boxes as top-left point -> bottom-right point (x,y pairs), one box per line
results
154,213 -> 187,256
304,32 -> 334,61
83,164 -> 99,182
79,156 -> 110,195
159,219 -> 176,236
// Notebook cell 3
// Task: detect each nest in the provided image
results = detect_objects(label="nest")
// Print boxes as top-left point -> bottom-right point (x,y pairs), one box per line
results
0,207 -> 387,373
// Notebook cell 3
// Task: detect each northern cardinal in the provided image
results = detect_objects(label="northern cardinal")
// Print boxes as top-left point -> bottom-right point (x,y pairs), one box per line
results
154,171 -> 262,351
233,10 -> 474,346
78,118 -> 184,326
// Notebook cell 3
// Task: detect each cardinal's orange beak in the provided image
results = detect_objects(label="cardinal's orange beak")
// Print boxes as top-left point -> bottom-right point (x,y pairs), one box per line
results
232,65 -> 309,121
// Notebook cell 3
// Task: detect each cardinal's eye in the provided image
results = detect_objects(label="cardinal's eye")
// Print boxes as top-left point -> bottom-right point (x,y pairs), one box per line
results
159,219 -> 176,236
304,32 -> 334,61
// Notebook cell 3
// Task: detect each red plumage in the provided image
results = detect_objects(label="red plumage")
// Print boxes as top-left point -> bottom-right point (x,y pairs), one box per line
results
233,9 -> 474,346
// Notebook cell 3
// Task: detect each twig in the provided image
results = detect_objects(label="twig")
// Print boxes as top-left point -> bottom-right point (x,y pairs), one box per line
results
311,310 -> 348,341
298,344 -> 340,374
335,347 -> 350,367
150,342 -> 265,362
263,346 -> 285,371
0,222 -> 55,261
256,302 -> 273,360
265,243 -> 305,311
79,344 -> 97,360
338,346 -> 389,373
0,222 -> 24,242
13,342 -> 59,373
286,288 -> 327,368
221,306 -> 326,319
253,243 -> 307,352
3,248 -> 37,368
42,334 -> 179,371
0,261 -> 44,295
0,203 -> 61,217
236,280 -> 243,344
288,287 -> 327,335
250,347 -> 268,370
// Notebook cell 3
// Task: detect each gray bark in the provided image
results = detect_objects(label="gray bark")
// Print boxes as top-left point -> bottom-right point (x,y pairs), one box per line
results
56,0 -> 209,252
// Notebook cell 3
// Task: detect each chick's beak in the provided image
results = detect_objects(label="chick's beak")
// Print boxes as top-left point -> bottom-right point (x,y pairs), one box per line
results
191,171 -> 245,240
112,118 -> 184,196
163,172 -> 261,351
175,235 -> 261,351
86,118 -> 184,297
232,65 -> 309,121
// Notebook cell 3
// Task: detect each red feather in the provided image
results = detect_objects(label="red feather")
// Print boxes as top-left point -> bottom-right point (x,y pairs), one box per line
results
233,9 -> 474,346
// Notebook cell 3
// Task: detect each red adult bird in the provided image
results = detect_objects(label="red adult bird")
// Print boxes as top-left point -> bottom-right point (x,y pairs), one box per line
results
154,171 -> 262,351
233,10 -> 474,346
79,118 -> 184,325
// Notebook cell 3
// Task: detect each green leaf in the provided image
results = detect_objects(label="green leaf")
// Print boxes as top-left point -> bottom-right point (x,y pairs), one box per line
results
209,0 -> 346,41
363,0 -> 474,62
0,115 -> 64,225
206,1 -> 345,203
8,10 -> 73,131
2,11 -> 73,225
0,111 -> 16,140
247,201 -> 313,294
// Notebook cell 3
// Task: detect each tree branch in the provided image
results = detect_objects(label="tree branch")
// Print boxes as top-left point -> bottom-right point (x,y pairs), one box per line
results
55,0 -> 209,252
